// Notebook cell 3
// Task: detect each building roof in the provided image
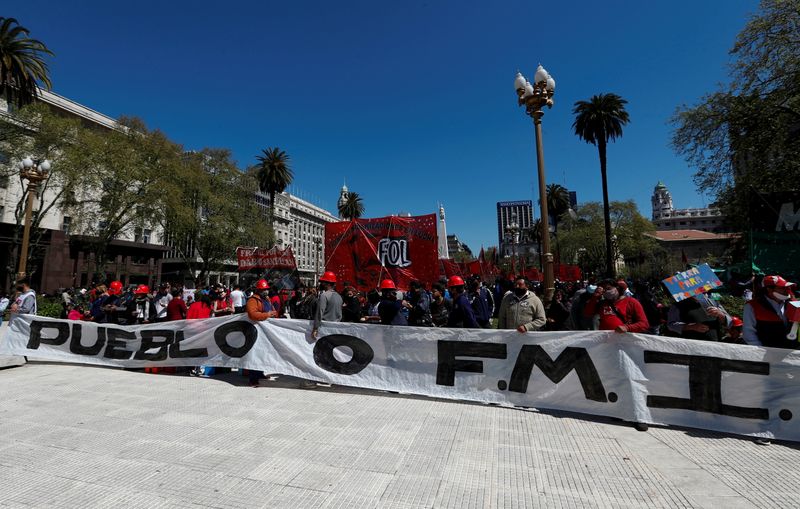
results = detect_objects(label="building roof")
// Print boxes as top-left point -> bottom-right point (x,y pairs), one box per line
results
647,230 -> 737,242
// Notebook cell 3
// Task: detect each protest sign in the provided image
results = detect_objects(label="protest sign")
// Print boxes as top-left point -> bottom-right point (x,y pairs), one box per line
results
4,315 -> 800,441
236,246 -> 297,271
662,263 -> 723,302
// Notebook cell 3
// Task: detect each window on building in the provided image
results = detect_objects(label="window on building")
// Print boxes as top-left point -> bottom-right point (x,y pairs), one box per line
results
62,216 -> 72,235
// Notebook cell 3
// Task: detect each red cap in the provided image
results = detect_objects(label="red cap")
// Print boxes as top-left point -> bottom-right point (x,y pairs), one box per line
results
379,279 -> 396,290
448,275 -> 465,287
763,275 -> 795,288
108,281 -> 123,295
255,279 -> 269,290
135,284 -> 150,295
730,316 -> 743,328
320,271 -> 337,283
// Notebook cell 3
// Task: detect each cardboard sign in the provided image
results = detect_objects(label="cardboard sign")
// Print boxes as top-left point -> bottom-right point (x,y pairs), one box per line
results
662,263 -> 723,302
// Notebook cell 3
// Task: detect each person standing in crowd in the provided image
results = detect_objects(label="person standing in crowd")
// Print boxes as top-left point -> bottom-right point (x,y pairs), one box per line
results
667,293 -> 730,341
497,276 -> 546,332
634,283 -> 663,335
166,287 -> 187,321
152,283 -> 172,322
127,285 -> 155,325
311,271 -> 343,339
0,291 -> 9,327
584,279 -> 649,334
467,277 -> 493,328
212,285 -> 234,317
341,286 -> 362,323
268,288 -> 282,318
186,292 -> 213,319
447,276 -> 479,328
296,287 -> 319,320
583,279 -> 650,432
569,283 -> 598,330
429,283 -> 452,327
230,284 -> 246,314
361,289 -> 381,323
9,278 -> 37,326
723,316 -> 745,344
545,288 -> 570,330
405,280 -> 432,326
378,279 -> 408,326
245,279 -> 278,386
743,275 -> 797,348
67,303 -> 82,321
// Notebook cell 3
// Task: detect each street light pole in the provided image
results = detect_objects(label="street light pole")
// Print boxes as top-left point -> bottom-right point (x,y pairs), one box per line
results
515,65 -> 556,302
16,157 -> 51,281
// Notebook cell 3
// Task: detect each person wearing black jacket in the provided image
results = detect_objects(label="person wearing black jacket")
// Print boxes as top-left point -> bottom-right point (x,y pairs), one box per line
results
405,280 -> 432,326
341,286 -> 362,322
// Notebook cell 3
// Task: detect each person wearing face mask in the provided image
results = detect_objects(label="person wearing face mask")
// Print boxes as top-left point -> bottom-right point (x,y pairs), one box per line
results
584,279 -> 649,334
378,279 -> 408,326
8,278 -> 37,327
497,276 -> 546,332
743,275 -> 797,348
245,279 -> 278,387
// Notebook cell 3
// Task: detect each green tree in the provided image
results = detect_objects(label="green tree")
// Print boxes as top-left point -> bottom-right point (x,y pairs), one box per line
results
546,183 -> 570,233
338,191 -> 365,220
0,103 -> 85,282
572,93 -> 630,277
255,147 -> 293,228
671,0 -> 800,235
163,149 -> 271,285
0,17 -> 54,108
559,200 -> 669,279
65,117 -> 183,278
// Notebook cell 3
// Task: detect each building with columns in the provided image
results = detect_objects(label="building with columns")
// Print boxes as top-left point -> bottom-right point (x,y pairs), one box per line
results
651,182 -> 727,233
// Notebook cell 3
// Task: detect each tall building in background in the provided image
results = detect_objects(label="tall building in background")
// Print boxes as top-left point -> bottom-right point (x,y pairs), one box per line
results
651,182 -> 727,233
496,200 -> 533,256
447,234 -> 472,259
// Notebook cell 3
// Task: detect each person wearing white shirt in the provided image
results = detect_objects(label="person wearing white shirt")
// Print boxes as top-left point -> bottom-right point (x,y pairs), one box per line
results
230,285 -> 246,314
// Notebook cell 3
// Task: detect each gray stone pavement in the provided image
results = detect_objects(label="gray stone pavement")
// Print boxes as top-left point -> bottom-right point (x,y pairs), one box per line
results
1,362 -> 799,508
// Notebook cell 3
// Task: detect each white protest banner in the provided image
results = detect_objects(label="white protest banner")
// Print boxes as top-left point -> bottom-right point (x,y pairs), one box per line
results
3,314 -> 800,441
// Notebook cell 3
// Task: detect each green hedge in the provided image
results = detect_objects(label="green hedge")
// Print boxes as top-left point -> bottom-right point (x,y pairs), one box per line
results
37,296 -> 65,318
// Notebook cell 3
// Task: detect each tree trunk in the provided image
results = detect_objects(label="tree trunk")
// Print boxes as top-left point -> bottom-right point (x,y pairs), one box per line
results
598,140 -> 614,278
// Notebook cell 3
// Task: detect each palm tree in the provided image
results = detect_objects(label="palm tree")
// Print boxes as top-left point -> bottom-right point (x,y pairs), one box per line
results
546,183 -> 571,234
0,17 -> 54,108
572,93 -> 630,277
255,147 -> 293,228
338,191 -> 364,220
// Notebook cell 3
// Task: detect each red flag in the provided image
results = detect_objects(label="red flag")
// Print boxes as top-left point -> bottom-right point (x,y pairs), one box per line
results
441,258 -> 461,278
325,214 -> 439,292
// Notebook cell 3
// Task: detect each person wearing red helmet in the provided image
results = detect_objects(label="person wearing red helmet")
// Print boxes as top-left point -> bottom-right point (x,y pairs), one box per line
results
246,279 -> 278,322
446,275 -> 479,328
743,275 -> 798,348
129,284 -> 156,325
311,271 -> 342,339
723,316 -> 745,344
378,279 -> 407,326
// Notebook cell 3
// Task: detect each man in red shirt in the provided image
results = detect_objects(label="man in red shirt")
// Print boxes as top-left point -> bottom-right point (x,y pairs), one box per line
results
584,279 -> 649,333
583,278 -> 650,432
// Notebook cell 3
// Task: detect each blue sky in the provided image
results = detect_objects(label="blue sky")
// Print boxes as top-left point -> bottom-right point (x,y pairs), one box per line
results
15,0 -> 756,251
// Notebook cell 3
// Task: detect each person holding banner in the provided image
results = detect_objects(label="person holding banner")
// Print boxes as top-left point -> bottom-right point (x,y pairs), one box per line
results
245,279 -> 278,386
447,276 -> 479,329
497,276 -> 546,332
584,280 -> 649,334
743,275 -> 797,349
378,279 -> 408,326
311,271 -> 342,339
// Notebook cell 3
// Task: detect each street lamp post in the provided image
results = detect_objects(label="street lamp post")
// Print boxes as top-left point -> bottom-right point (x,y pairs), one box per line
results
515,65 -> 556,302
16,157 -> 51,281
505,215 -> 519,276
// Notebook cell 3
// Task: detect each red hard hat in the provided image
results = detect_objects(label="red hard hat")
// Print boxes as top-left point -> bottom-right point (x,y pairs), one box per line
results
108,281 -> 123,295
730,316 -> 744,328
256,279 -> 269,290
135,284 -> 150,295
448,275 -> 465,287
320,271 -> 337,283
380,279 -> 396,290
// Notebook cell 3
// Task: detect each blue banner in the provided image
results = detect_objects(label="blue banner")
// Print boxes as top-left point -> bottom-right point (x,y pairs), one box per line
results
662,263 -> 723,302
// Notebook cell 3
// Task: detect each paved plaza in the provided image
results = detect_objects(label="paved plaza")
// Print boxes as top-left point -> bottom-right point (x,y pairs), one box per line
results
1,360 -> 799,508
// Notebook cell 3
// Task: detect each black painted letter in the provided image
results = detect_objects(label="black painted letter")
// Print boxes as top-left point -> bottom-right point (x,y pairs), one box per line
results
214,321 -> 257,358
508,346 -> 608,402
644,351 -> 770,419
436,340 -> 507,386
314,334 -> 374,375
134,330 -> 174,361
27,321 -> 70,349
